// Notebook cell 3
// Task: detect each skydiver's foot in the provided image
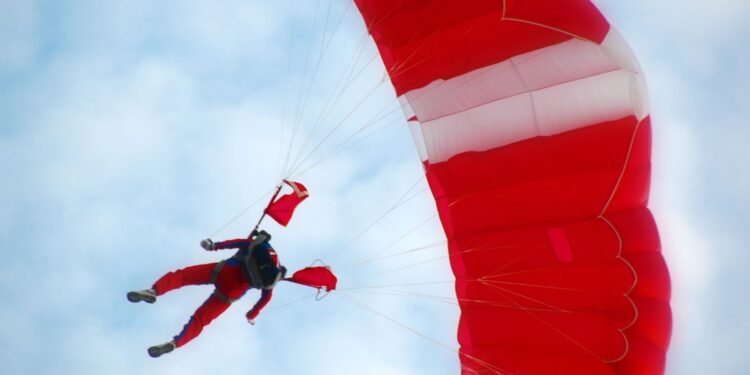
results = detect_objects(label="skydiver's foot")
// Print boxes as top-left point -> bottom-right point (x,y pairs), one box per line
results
148,340 -> 176,358
127,289 -> 157,304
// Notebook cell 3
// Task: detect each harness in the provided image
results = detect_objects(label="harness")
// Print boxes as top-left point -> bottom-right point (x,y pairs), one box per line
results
241,247 -> 283,290
208,231 -> 282,303
209,260 -> 238,303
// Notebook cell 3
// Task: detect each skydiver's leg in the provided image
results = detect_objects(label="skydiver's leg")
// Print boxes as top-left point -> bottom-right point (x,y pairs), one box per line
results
152,263 -> 216,296
172,295 -> 231,348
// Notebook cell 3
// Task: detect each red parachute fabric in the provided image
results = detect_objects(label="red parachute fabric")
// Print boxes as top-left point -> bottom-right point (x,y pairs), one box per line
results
354,1 -> 671,374
285,266 -> 338,292
266,180 -> 309,227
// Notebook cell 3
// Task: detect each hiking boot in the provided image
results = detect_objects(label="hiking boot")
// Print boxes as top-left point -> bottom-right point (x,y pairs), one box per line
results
148,340 -> 176,358
127,289 -> 157,304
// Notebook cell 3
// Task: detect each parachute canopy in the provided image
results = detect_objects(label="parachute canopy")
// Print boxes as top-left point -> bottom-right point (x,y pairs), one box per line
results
353,0 -> 671,374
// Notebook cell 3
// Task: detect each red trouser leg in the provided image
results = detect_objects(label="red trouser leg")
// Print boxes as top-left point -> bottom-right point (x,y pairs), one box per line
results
173,295 -> 231,347
152,263 -> 216,296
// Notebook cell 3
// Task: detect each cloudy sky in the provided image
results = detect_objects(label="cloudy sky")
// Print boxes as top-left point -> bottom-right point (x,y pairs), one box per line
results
1,0 -> 748,374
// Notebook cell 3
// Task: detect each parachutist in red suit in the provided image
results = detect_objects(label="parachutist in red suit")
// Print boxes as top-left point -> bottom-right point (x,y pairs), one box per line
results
128,231 -> 286,358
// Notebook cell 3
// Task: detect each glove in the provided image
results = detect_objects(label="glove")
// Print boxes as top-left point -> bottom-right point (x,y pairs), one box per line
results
200,239 -> 215,251
247,317 -> 256,326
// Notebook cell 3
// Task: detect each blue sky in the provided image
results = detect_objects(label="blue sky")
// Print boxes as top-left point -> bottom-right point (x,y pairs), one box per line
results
1,1 -> 748,374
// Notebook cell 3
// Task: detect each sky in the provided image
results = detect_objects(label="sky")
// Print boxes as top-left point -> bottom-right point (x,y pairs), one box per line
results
0,0 -> 748,374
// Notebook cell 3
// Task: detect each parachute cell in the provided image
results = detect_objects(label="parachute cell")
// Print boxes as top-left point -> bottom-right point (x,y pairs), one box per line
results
354,1 -> 671,374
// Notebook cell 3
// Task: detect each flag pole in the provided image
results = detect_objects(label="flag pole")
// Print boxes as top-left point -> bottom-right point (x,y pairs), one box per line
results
250,182 -> 284,237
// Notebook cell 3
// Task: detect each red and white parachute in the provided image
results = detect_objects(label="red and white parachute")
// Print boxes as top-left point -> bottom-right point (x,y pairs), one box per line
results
347,1 -> 672,374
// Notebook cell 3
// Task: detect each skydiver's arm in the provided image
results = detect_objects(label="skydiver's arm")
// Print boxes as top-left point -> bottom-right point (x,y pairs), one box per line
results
246,289 -> 273,321
214,238 -> 250,250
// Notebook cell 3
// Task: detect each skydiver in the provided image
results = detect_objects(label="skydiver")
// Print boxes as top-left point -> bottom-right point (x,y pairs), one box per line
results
127,230 -> 286,358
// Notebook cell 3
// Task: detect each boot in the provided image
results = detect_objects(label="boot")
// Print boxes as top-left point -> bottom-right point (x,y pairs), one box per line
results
148,340 -> 176,358
127,289 -> 157,304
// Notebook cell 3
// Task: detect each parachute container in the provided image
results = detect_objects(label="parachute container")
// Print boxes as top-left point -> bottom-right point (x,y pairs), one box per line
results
353,1 -> 671,374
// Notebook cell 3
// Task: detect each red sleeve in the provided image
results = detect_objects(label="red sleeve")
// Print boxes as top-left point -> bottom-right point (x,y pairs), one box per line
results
246,289 -> 273,320
214,238 -> 249,250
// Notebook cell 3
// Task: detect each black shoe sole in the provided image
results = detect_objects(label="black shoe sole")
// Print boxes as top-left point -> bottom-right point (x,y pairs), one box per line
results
127,291 -> 156,304
148,344 -> 175,358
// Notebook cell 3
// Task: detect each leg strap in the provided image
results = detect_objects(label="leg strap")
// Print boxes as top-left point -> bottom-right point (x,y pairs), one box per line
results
212,289 -> 239,303
209,260 -> 238,303
210,260 -> 227,285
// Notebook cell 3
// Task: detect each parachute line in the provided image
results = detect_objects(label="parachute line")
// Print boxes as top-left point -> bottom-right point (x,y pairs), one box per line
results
283,2 -> 359,175
502,17 -> 595,43
599,215 -> 639,363
482,280 -> 612,363
342,288 -> 575,314
480,242 -> 550,279
286,42 -> 568,179
276,0 -> 301,181
284,3 -> 403,179
330,175 -> 427,259
337,292 -> 509,375
371,245 -> 519,278
338,240 -> 446,270
481,280 -> 571,314
284,77 -> 389,179
355,212 -> 439,265
286,0 -> 349,176
284,32 -> 373,175
288,47 -> 566,178
290,112 -> 402,178
337,280 -> 456,291
600,119 -> 645,215
260,293 -> 316,316
281,0 -> 322,178
208,187 -> 275,239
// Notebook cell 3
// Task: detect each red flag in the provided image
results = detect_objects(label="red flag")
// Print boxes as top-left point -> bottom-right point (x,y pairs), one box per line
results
285,266 -> 337,292
265,180 -> 309,226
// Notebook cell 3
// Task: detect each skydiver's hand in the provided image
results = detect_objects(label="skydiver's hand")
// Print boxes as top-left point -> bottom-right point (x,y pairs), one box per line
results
200,239 -> 215,251
247,318 -> 256,326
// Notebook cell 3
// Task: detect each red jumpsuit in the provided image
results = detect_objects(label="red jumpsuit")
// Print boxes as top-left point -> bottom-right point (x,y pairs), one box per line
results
152,239 -> 277,347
